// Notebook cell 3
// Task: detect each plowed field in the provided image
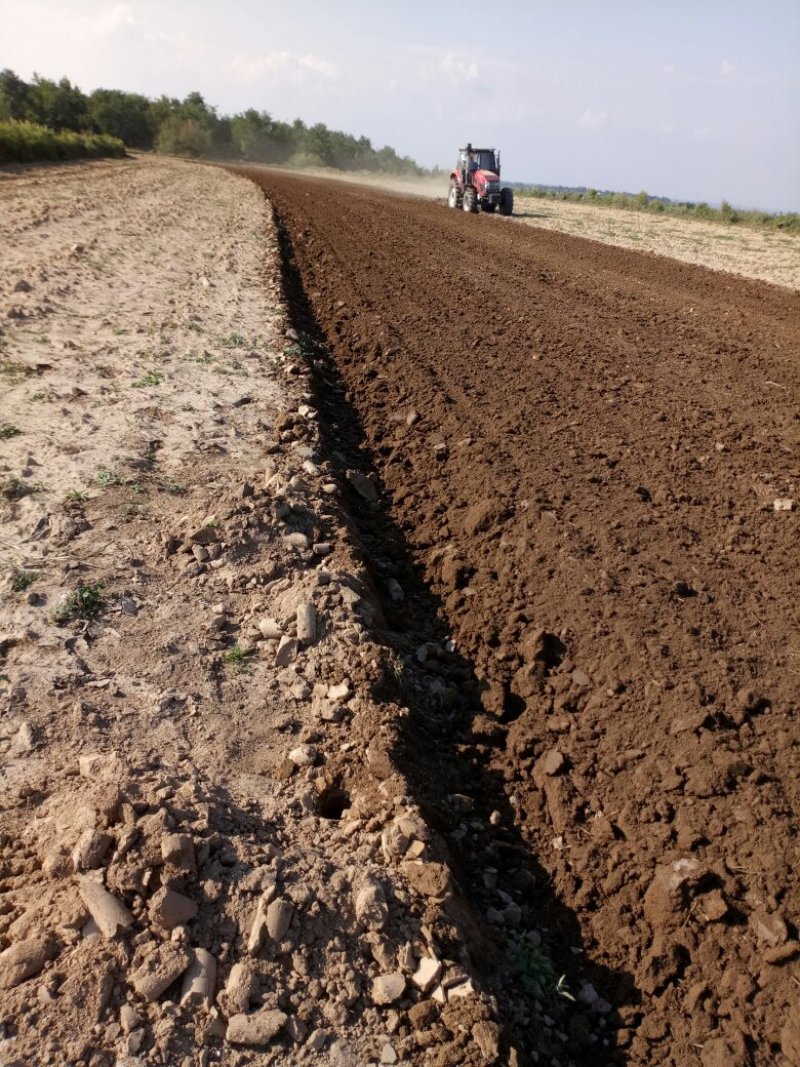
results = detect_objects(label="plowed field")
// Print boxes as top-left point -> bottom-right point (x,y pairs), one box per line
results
236,169 -> 800,1067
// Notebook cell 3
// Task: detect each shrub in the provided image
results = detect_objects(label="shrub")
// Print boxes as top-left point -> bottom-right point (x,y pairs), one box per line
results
0,120 -> 125,164
155,116 -> 211,157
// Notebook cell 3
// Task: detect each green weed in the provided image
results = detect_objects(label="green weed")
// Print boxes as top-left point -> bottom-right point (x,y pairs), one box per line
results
0,424 -> 22,440
53,583 -> 104,624
220,333 -> 246,349
11,570 -> 39,592
223,644 -> 252,671
97,470 -> 122,489
132,371 -> 164,388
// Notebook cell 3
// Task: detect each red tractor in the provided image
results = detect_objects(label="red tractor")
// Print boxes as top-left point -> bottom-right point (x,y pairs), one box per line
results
448,144 -> 514,215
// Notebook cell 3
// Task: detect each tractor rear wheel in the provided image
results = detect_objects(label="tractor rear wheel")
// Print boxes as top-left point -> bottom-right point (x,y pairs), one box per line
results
448,182 -> 462,209
499,187 -> 514,216
462,187 -> 477,213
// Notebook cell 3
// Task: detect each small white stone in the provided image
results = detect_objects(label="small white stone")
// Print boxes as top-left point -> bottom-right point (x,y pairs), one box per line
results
371,972 -> 406,1006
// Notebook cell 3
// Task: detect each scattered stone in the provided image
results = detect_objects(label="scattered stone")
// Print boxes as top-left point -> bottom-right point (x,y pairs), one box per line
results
354,878 -> 388,931
472,1020 -> 501,1062
372,973 -> 406,1006
161,833 -> 196,874
130,943 -> 193,1001
257,617 -> 282,640
13,279 -> 32,293
79,877 -> 135,938
119,1004 -> 141,1033
346,470 -> 378,502
180,947 -> 217,1008
307,1028 -> 329,1052
534,749 -> 566,784
226,1009 -> 288,1047
296,602 -> 317,646
412,956 -> 442,993
699,889 -> 729,923
72,828 -> 113,872
751,910 -> 788,946
78,752 -> 119,781
773,498 -> 794,511
381,1043 -> 398,1064
149,886 -> 198,930
288,744 -> 318,767
9,722 -> 36,755
266,898 -> 293,940
275,636 -> 299,667
0,937 -> 56,989
221,961 -> 257,1015
284,532 -> 309,550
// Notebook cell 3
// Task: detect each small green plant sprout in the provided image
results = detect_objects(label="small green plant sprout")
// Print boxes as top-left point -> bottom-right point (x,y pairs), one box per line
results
12,569 -> 39,592
53,583 -> 105,624
223,644 -> 252,671
65,488 -> 87,503
97,470 -> 122,489
508,932 -> 565,1002
187,319 -> 204,333
132,371 -> 164,388
0,424 -> 22,440
220,332 -> 246,349
161,480 -> 186,496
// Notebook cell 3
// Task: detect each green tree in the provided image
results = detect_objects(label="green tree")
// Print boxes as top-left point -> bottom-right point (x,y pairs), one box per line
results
27,75 -> 89,130
88,89 -> 154,148
0,69 -> 31,120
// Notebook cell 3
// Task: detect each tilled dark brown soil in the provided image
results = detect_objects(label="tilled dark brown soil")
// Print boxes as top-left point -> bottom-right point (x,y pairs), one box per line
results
237,168 -> 800,1067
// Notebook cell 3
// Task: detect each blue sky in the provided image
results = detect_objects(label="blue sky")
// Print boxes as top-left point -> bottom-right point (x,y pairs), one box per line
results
3,0 -> 799,210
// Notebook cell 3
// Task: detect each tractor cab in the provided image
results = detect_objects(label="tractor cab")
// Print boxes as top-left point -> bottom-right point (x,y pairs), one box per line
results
457,147 -> 500,177
448,142 -> 513,216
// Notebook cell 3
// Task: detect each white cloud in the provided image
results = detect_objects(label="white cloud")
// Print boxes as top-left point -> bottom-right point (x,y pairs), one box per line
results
719,59 -> 736,77
90,3 -> 134,38
578,108 -> 608,131
418,51 -> 479,84
228,50 -> 338,85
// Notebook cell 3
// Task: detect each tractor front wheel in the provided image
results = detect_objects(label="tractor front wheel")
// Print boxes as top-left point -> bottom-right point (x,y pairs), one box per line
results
462,187 -> 477,213
448,182 -> 462,209
499,187 -> 514,216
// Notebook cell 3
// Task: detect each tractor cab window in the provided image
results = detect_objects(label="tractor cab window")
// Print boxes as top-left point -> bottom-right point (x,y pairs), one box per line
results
477,150 -> 496,171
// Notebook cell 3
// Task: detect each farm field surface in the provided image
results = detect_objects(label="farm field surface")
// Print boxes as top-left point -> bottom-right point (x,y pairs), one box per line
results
240,166 -> 800,1067
1,156 -> 799,1066
251,163 -> 800,292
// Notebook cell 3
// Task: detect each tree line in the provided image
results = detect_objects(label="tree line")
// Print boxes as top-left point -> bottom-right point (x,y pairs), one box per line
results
0,69 -> 428,176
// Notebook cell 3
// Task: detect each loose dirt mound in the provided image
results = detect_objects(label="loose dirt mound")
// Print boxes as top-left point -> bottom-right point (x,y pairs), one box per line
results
238,168 -> 800,1067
